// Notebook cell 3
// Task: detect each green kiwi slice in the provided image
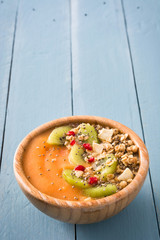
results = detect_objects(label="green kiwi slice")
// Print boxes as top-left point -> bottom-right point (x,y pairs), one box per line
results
69,144 -> 85,165
62,169 -> 89,188
100,154 -> 117,180
47,126 -> 72,145
94,154 -> 117,180
83,184 -> 117,198
78,123 -> 98,144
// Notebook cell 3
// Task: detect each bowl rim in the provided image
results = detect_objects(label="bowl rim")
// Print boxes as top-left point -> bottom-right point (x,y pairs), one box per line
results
14,115 -> 149,209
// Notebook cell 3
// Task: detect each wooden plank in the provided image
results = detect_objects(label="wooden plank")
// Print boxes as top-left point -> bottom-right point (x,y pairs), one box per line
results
71,0 -> 159,239
0,0 -> 18,165
0,0 -> 74,239
122,0 -> 160,229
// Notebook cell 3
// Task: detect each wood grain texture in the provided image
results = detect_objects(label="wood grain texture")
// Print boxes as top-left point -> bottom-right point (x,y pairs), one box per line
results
70,0 -> 159,239
0,0 -> 18,165
0,0 -> 74,239
122,0 -> 160,229
14,116 -> 149,224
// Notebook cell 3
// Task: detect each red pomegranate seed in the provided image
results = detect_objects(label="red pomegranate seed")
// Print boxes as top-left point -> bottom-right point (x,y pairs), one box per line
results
67,131 -> 75,136
88,157 -> 95,163
70,140 -> 76,146
83,143 -> 92,151
75,165 -> 85,171
88,177 -> 98,185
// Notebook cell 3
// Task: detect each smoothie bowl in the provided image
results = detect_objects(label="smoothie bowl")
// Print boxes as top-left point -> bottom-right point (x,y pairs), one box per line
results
14,116 -> 149,224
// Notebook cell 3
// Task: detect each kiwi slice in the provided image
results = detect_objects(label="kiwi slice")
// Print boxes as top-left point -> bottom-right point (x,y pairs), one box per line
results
62,169 -> 89,188
78,123 -> 98,144
100,154 -> 117,180
83,184 -> 117,198
47,126 -> 72,145
69,144 -> 85,165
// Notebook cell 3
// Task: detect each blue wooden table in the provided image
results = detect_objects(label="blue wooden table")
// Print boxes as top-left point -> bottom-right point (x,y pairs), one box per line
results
0,0 -> 160,239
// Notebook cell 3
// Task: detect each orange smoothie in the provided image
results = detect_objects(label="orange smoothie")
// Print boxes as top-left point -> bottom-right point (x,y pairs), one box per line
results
23,123 -> 139,201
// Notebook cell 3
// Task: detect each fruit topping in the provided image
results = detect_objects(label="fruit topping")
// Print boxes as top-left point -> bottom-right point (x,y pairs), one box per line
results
69,144 -> 85,165
47,126 -> 72,145
75,165 -> 85,171
88,177 -> 98,185
70,140 -> 76,146
88,157 -> 95,163
67,131 -> 75,136
83,143 -> 92,151
78,123 -> 98,144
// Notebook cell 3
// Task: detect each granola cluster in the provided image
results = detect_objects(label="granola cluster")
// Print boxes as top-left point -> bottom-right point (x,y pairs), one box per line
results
64,123 -> 139,190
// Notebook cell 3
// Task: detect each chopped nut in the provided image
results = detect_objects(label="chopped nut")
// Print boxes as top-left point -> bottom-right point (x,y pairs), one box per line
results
95,124 -> 102,130
119,180 -> 127,189
127,146 -> 132,152
71,127 -> 79,134
115,152 -> 124,158
116,165 -> 124,173
107,148 -> 114,154
78,134 -> 85,141
124,133 -> 128,139
127,178 -> 133,183
107,174 -> 114,181
93,142 -> 104,154
103,143 -> 113,151
66,145 -> 71,150
118,168 -> 133,181
72,127 -> 79,134
66,135 -> 74,141
121,154 -> 128,165
64,141 -> 69,145
98,128 -> 114,142
95,152 -> 107,160
128,140 -> 133,146
96,165 -> 102,171
128,156 -> 138,165
115,144 -> 125,152
114,177 -> 119,182
130,145 -> 138,153
113,128 -> 119,135
110,179 -> 116,183
120,135 -> 125,141
75,170 -> 84,178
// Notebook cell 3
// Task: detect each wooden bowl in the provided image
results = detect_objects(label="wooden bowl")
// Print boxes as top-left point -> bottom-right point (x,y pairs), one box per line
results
14,116 -> 149,224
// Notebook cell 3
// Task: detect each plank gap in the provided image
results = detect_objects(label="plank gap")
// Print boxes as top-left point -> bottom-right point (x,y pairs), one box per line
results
70,0 -> 74,116
74,223 -> 77,240
121,0 -> 160,236
0,6 -> 19,171
70,0 -> 76,237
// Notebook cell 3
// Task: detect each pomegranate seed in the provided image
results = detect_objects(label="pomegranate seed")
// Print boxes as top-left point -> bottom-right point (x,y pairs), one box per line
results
70,140 -> 76,146
75,165 -> 85,171
67,131 -> 75,136
88,177 -> 98,185
83,143 -> 92,151
88,157 -> 95,163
